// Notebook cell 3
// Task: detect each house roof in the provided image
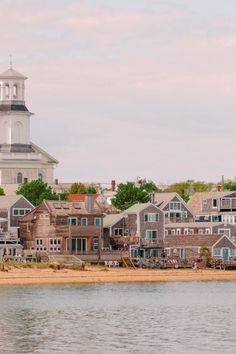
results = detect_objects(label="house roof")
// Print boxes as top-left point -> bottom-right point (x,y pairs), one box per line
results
0,195 -> 23,209
187,191 -> 232,215
43,200 -> 102,215
164,234 -> 223,248
103,213 -> 124,228
125,202 -> 156,214
0,68 -> 27,80
153,192 -> 178,209
31,142 -> 59,164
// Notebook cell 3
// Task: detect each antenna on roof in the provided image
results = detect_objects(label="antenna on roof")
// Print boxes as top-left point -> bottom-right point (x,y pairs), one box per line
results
9,54 -> 12,69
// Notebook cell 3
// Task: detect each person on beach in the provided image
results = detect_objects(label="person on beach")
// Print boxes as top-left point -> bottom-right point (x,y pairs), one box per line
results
192,262 -> 198,272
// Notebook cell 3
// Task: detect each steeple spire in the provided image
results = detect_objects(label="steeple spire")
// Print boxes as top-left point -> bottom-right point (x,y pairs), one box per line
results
9,54 -> 12,69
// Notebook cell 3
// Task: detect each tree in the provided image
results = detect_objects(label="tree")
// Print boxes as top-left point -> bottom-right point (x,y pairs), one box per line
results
139,179 -> 161,193
0,187 -> 5,196
16,180 -> 63,206
223,180 -> 236,191
69,182 -> 97,194
111,182 -> 150,211
163,180 -> 213,202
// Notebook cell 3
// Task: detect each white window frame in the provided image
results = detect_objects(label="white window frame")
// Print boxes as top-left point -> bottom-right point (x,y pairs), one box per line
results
13,208 -> 31,216
144,213 -> 158,222
114,228 -> 123,236
67,217 -> 78,226
218,228 -> 231,237
169,202 -> 181,211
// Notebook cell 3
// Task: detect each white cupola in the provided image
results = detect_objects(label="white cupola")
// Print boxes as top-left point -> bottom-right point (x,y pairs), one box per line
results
0,66 -> 32,146
0,67 -> 27,104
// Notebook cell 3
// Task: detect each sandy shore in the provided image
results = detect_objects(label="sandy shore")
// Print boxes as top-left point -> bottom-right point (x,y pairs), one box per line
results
0,267 -> 236,285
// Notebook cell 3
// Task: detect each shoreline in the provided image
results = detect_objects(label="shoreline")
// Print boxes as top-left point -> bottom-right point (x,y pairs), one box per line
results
0,267 -> 236,286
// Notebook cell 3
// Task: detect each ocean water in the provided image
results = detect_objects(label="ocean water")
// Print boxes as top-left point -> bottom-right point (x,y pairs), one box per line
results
0,281 -> 236,353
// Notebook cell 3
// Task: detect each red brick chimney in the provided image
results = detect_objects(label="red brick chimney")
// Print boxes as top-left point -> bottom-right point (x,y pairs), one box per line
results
111,180 -> 116,192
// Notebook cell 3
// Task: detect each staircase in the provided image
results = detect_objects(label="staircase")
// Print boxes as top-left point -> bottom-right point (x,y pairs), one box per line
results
122,257 -> 136,269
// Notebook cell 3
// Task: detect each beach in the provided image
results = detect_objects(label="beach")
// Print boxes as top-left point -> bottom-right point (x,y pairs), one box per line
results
0,267 -> 236,285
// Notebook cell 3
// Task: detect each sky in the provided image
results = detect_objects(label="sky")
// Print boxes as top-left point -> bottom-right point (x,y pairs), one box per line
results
1,0 -> 236,186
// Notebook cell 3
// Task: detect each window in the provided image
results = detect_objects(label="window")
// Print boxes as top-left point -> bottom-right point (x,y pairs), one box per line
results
176,229 -> 181,235
169,202 -> 181,210
144,213 -> 158,222
189,229 -> 194,235
230,249 -> 236,256
93,238 -> 99,251
212,199 -> 217,208
184,229 -> 188,235
205,228 -> 211,234
67,217 -> 77,226
114,228 -> 123,236
81,217 -> 88,226
16,172 -> 23,184
166,248 -> 171,256
94,217 -> 101,226
40,214 -> 49,219
213,248 -> 221,256
49,238 -> 61,252
13,208 -> 31,216
202,199 -> 207,206
198,229 -> 203,234
145,230 -> 157,240
171,229 -> 176,235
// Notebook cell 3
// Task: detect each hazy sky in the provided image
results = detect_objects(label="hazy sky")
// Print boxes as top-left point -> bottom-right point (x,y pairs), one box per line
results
1,0 -> 236,185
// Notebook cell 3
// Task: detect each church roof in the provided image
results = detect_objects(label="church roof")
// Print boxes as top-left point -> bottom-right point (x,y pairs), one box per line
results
0,68 -> 27,80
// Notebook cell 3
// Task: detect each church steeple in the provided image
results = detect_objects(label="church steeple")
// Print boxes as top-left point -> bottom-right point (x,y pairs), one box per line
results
0,67 -> 27,106
0,67 -> 31,146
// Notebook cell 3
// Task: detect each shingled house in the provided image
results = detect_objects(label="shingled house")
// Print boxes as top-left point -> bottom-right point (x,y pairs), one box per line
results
188,191 -> 236,224
164,234 -> 236,262
0,195 -> 34,234
152,192 -> 194,223
19,196 -> 103,256
103,202 -> 165,258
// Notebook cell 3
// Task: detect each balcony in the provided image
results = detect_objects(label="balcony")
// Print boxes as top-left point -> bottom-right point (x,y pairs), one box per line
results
220,199 -> 236,211
141,238 -> 164,248
110,235 -> 139,247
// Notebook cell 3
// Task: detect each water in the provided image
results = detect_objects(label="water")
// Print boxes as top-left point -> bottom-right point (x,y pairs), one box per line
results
0,282 -> 236,353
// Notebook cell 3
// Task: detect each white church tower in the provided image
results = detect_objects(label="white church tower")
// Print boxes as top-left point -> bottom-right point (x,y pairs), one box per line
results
0,66 -> 58,186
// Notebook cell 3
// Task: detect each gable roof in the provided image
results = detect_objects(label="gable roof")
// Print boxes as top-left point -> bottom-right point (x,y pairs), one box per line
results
153,192 -> 177,209
0,195 -> 34,209
165,221 -> 223,229
125,202 -> 159,214
31,142 -> 59,164
187,191 -> 233,215
164,234 -> 223,248
103,213 -> 124,228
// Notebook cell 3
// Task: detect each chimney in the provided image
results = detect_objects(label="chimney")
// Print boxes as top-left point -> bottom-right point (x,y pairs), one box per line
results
111,180 -> 116,192
85,194 -> 94,213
